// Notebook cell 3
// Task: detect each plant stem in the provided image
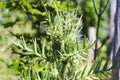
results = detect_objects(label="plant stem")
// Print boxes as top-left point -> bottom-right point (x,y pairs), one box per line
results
93,0 -> 109,60
94,14 -> 101,60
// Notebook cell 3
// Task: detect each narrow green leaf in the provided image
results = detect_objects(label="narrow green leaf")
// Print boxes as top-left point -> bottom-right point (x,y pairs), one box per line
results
102,60 -> 108,70
88,62 -> 96,75
83,36 -> 86,48
33,38 -> 41,57
42,39 -> 46,58
94,59 -> 102,73
21,0 -> 32,10
80,65 -> 87,78
7,36 -> 23,49
29,9 -> 46,15
20,36 -> 33,52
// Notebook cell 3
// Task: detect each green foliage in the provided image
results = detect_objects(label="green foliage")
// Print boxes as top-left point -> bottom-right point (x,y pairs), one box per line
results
4,0 -> 75,21
0,0 -> 113,80
7,10 -> 114,80
8,11 -> 91,80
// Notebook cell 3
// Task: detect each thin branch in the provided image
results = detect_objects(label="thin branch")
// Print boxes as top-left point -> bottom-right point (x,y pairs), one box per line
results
97,35 -> 109,51
92,0 -> 99,15
94,15 -> 101,59
99,0 -> 102,14
93,0 -> 109,60
100,0 -> 109,15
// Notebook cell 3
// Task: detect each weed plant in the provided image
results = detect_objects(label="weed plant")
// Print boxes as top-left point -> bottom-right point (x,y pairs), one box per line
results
8,10 -> 96,80
5,1 -> 113,80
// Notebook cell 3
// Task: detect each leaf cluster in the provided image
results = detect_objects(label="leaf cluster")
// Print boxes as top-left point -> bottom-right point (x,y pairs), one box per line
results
8,11 -> 93,80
